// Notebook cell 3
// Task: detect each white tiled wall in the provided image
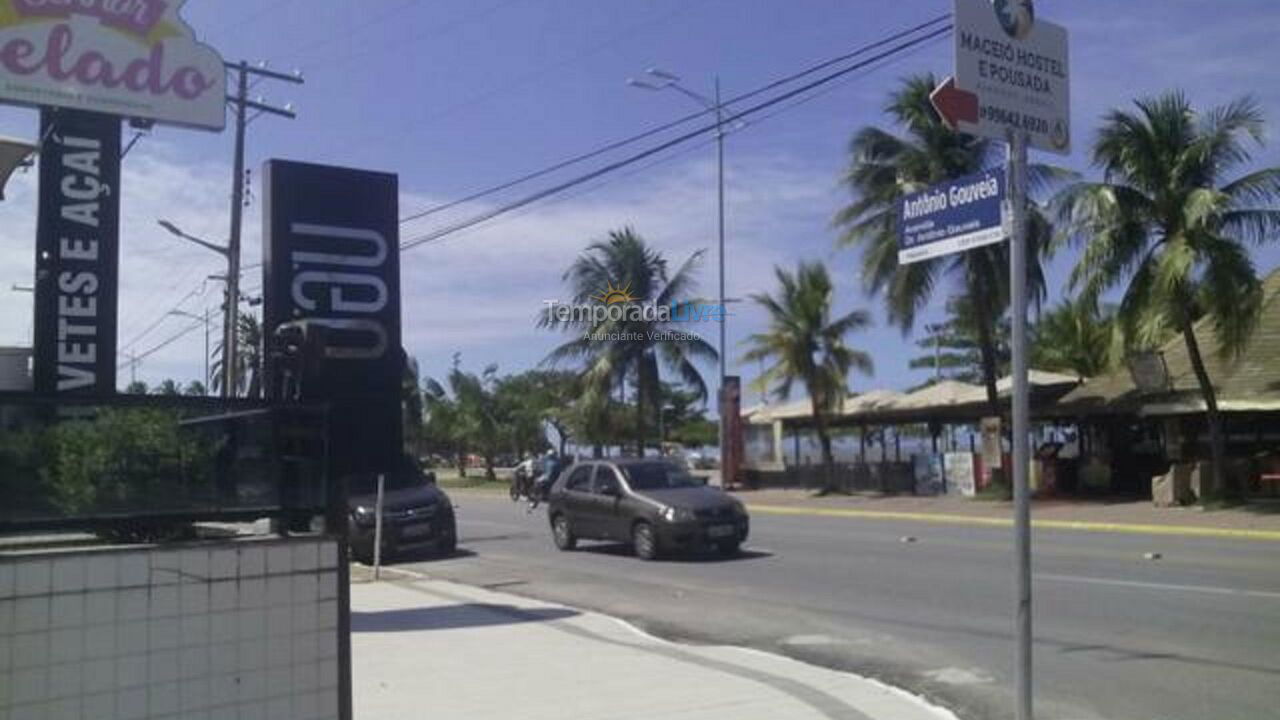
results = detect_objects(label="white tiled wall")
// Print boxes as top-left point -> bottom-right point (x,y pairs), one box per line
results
0,538 -> 342,720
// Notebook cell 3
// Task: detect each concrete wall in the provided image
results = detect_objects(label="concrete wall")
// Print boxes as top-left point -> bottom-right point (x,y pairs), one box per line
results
1,538 -> 342,720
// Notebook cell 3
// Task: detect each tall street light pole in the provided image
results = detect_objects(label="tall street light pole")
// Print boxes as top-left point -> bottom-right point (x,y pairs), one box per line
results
158,220 -> 232,396
628,68 -> 729,475
170,308 -> 212,392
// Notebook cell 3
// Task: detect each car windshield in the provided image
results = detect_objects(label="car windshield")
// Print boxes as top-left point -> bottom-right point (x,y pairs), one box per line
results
346,463 -> 426,495
621,462 -> 702,490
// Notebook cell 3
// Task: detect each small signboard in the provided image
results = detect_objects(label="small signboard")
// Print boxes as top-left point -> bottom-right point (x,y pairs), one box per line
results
943,452 -> 976,497
898,168 -> 1005,265
948,0 -> 1070,154
0,0 -> 226,130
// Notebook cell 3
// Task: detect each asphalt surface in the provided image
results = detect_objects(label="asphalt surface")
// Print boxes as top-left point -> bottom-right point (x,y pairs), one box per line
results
398,491 -> 1280,720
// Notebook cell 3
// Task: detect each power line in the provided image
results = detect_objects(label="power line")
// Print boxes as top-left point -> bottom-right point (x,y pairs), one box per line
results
396,12 -> 951,226
399,22 -> 953,252
118,281 -> 207,353
117,319 -> 209,370
411,30 -> 950,253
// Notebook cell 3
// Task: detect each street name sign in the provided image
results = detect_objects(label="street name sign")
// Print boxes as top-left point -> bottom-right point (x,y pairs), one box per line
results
897,168 -> 1006,265
940,0 -> 1070,154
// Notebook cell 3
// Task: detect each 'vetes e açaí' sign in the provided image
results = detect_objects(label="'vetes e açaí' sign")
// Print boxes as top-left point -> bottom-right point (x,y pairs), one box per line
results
0,0 -> 225,130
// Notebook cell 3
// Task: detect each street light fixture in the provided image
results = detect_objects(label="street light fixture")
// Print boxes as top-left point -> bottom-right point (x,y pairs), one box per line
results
157,219 -> 237,397
629,67 -> 731,477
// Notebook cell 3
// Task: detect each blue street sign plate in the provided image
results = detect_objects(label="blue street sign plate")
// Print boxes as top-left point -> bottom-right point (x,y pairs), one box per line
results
898,168 -> 1006,265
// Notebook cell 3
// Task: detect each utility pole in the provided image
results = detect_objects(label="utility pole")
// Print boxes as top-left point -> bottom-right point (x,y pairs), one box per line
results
125,350 -> 139,386
223,60 -> 303,397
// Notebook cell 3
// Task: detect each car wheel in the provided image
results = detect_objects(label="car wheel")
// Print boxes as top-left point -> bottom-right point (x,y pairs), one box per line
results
715,539 -> 740,557
552,514 -> 577,551
632,521 -> 659,561
437,526 -> 458,556
350,545 -> 373,566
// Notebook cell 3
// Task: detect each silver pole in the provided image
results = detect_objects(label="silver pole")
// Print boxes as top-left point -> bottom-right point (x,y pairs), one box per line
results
373,473 -> 385,580
1007,130 -> 1032,720
715,76 -> 728,486
203,308 -> 211,393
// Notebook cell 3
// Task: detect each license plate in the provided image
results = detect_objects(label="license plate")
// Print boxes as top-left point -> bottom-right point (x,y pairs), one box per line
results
402,523 -> 432,538
707,524 -> 735,538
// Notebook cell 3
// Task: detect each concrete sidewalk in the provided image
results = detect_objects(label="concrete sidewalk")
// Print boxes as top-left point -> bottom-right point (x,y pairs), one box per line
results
350,568 -> 956,720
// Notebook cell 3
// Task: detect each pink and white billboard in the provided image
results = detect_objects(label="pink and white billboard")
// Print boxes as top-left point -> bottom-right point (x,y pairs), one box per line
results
0,0 -> 225,130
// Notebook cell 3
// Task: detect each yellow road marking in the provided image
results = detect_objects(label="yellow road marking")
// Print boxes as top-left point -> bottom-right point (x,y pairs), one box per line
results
746,504 -> 1280,542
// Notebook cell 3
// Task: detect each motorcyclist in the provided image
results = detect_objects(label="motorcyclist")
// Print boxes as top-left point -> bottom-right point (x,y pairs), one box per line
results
511,454 -> 536,501
527,449 -> 562,510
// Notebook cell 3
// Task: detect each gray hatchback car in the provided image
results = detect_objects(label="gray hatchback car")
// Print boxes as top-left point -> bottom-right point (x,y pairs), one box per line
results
546,458 -> 749,559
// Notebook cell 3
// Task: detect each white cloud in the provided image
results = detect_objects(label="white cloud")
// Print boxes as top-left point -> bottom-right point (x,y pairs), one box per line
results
1,140 -> 845,394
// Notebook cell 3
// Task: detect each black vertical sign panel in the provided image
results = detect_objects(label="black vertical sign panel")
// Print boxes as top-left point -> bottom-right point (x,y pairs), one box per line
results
32,109 -> 122,396
262,160 -> 403,475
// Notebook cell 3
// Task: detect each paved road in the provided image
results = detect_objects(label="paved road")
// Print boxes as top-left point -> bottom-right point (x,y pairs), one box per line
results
400,492 -> 1280,720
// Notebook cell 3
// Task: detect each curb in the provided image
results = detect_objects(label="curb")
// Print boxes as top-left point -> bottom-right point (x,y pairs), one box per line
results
746,504 -> 1280,542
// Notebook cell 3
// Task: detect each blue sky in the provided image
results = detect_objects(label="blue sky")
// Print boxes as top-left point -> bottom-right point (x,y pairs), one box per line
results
2,0 -> 1279,409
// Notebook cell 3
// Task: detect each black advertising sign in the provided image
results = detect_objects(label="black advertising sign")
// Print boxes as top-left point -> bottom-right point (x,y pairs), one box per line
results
262,160 -> 403,474
32,108 -> 122,396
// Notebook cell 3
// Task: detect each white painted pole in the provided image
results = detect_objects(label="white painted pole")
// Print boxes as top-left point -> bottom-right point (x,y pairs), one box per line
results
1008,130 -> 1033,720
373,473 -> 385,580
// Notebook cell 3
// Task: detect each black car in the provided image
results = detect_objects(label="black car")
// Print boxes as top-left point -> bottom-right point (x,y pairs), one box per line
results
546,458 -> 749,560
346,458 -> 457,564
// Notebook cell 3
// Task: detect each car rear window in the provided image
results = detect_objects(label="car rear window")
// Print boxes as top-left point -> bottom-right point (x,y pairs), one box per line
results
621,462 -> 701,490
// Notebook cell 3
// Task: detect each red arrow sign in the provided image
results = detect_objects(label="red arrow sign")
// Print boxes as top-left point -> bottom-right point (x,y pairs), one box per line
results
930,77 -> 979,129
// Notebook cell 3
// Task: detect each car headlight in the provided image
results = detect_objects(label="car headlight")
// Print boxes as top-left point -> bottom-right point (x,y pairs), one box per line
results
731,501 -> 747,517
661,506 -> 696,523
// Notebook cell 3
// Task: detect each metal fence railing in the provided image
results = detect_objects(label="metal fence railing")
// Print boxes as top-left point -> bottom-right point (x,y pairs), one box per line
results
0,392 -> 332,534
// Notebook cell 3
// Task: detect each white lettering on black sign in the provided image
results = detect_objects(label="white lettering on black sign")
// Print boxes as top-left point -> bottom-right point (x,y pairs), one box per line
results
32,109 -> 121,396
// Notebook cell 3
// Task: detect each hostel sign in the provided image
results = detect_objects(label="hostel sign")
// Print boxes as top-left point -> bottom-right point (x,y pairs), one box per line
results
942,0 -> 1070,154
0,0 -> 226,130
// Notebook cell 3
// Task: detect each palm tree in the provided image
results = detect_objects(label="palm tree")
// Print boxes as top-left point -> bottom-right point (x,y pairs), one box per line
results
425,362 -> 504,481
153,379 -> 182,396
542,228 -> 718,455
1056,92 -> 1280,500
742,261 -> 873,495
1030,297 -> 1122,379
834,73 -> 1060,418
908,295 -> 1011,385
402,353 -> 426,457
211,314 -> 263,398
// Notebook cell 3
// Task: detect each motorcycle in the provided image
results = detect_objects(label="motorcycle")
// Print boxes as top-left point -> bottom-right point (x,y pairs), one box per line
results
510,464 -> 535,502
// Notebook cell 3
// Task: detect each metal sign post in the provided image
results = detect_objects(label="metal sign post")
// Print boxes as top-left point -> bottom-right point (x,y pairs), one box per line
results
1007,129 -> 1032,720
930,3 -> 1069,718
373,473 -> 385,580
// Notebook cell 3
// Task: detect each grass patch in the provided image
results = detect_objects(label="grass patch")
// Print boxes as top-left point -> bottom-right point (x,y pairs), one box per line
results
431,470 -> 508,491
